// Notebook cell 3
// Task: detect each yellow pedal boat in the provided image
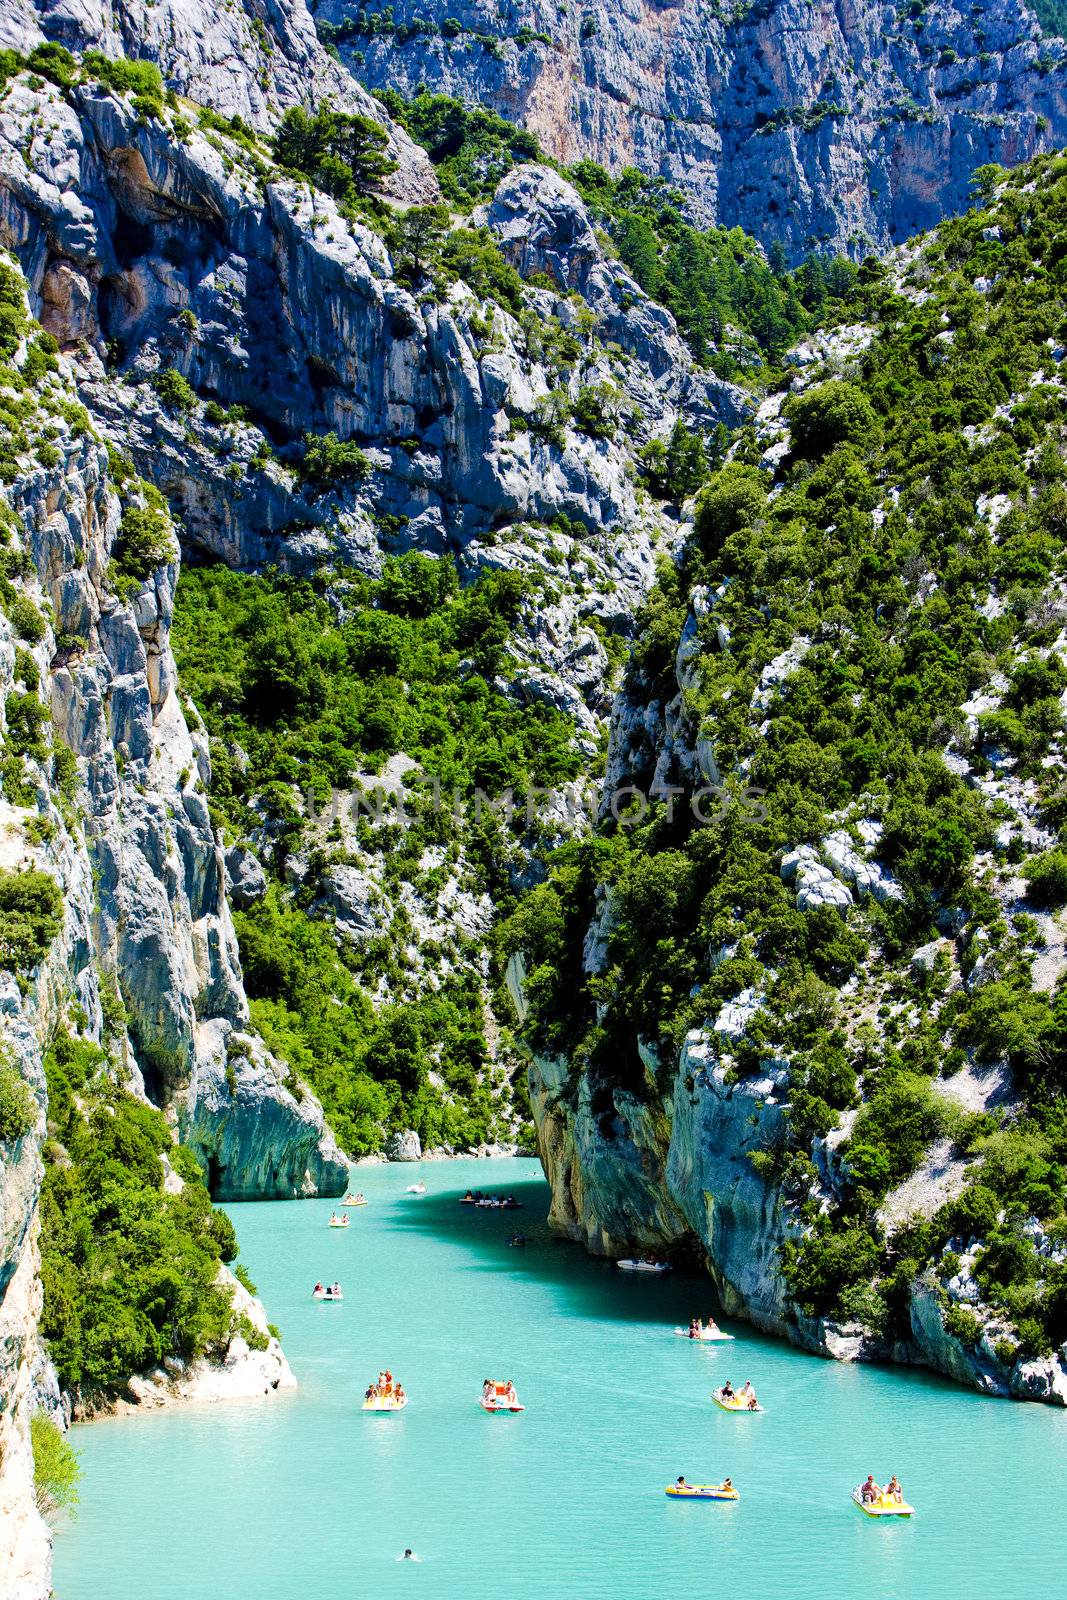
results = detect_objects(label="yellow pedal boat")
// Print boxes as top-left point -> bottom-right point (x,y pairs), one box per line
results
665,1483 -> 739,1501
713,1389 -> 763,1413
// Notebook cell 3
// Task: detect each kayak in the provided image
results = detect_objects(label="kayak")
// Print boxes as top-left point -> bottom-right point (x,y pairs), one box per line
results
674,1327 -> 734,1342
852,1489 -> 915,1518
665,1484 -> 739,1501
618,1259 -> 670,1274
312,1289 -> 343,1302
480,1399 -> 525,1413
363,1395 -> 408,1412
713,1390 -> 763,1413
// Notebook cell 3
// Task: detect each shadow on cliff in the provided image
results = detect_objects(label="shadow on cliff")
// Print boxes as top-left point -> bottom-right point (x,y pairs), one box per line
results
390,1176 -> 723,1329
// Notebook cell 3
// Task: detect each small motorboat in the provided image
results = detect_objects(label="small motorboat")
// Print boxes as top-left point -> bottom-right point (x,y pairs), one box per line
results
406,1182 -> 427,1195
363,1393 -> 409,1412
852,1488 -> 915,1518
312,1287 -> 343,1302
665,1483 -> 739,1501
674,1325 -> 734,1343
480,1381 -> 524,1413
328,1214 -> 350,1228
341,1194 -> 367,1207
713,1387 -> 763,1413
618,1259 -> 670,1274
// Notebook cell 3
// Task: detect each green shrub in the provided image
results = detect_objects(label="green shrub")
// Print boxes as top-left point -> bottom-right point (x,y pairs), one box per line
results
301,432 -> 371,487
3,590 -> 47,643
1023,849 -> 1067,908
944,1303 -> 982,1346
153,368 -> 197,413
30,1414 -> 79,1518
113,503 -> 177,580
0,868 -> 64,972
785,380 -> 877,457
0,1056 -> 35,1142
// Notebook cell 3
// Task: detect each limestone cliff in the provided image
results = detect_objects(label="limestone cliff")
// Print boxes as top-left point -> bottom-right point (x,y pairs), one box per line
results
0,263 -> 343,1598
320,0 -> 1067,257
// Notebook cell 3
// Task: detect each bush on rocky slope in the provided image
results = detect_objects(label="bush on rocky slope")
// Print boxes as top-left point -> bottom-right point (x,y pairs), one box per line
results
40,1032 -> 245,1400
503,148 -> 1067,1358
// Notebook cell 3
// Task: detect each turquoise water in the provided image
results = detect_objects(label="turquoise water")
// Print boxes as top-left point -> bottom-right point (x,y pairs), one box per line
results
55,1158 -> 1065,1600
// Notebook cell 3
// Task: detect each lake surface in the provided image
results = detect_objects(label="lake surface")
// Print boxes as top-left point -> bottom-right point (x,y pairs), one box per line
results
54,1158 -> 1065,1600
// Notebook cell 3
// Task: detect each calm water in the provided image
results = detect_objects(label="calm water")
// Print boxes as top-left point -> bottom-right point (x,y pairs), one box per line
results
54,1159 -> 1065,1599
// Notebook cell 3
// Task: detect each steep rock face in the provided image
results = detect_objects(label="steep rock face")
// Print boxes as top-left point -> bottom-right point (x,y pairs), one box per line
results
0,81 -> 737,567
1,304 -> 349,1598
323,0 -> 1067,256
27,0 -> 437,198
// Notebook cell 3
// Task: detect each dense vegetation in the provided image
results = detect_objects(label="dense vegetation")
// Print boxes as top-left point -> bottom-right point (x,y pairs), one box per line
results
502,151 -> 1067,1361
171,556 -> 578,1153
39,1028 -> 254,1400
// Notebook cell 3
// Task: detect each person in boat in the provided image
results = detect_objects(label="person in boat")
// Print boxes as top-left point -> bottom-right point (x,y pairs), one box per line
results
721,1379 -> 735,1400
463,1190 -> 475,1202
887,1475 -> 903,1504
861,1474 -> 880,1504
676,1476 -> 688,1488
739,1380 -> 757,1408
365,1383 -> 376,1401
688,1318 -> 701,1338
395,1383 -> 406,1403
705,1315 -> 720,1334
313,1282 -> 324,1295
721,1478 -> 733,1492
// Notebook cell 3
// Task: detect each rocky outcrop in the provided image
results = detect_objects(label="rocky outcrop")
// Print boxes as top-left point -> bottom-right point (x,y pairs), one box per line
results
25,0 -> 436,199
323,0 -> 1067,258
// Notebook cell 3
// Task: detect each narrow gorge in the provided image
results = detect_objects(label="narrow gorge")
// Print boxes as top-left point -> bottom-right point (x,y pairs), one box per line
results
0,2 -> 1066,1596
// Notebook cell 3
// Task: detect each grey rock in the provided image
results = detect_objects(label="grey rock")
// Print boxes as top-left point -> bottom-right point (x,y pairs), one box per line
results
324,0 -> 1067,259
386,1128 -> 422,1162
225,845 -> 268,910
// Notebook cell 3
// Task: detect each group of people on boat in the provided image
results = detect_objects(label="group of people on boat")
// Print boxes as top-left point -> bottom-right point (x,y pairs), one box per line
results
342,1192 -> 366,1206
720,1379 -> 759,1410
312,1281 -> 342,1299
328,1211 -> 350,1227
685,1317 -> 723,1339
461,1190 -> 521,1209
860,1474 -> 906,1505
365,1370 -> 406,1405
481,1378 -> 520,1406
676,1476 -> 732,1492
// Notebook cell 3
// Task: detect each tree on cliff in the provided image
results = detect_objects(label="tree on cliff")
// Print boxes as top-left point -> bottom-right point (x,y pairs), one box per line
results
274,104 -> 396,203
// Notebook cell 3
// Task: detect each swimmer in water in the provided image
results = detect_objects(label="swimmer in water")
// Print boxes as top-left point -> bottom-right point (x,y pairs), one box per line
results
397,1549 -> 421,1562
